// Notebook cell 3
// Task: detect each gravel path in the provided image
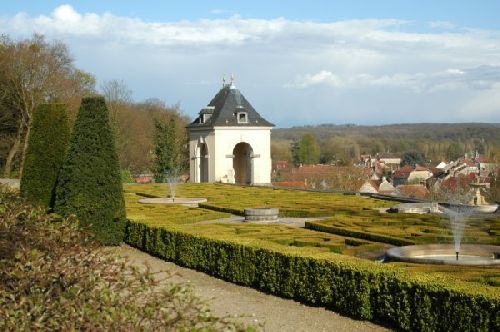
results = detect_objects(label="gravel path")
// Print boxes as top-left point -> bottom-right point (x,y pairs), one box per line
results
117,245 -> 391,332
0,178 -> 20,189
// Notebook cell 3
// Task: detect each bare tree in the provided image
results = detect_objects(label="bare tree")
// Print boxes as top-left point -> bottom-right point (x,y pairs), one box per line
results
0,34 -> 95,177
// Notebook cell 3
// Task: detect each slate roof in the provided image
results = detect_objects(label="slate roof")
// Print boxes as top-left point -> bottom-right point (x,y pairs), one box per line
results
188,85 -> 274,128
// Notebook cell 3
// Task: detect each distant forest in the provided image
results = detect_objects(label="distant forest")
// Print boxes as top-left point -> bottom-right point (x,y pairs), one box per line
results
271,123 -> 500,164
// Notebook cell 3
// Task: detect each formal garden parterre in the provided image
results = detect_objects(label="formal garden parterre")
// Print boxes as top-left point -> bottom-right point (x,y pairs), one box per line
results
124,183 -> 500,332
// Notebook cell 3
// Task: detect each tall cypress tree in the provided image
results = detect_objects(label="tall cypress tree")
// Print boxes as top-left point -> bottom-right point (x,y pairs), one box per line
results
20,104 -> 70,208
55,96 -> 125,245
153,117 -> 179,182
298,133 -> 320,165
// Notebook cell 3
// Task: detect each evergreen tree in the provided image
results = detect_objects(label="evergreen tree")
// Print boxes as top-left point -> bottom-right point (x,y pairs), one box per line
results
298,133 -> 320,165
20,104 -> 70,208
153,117 -> 179,182
401,151 -> 427,167
55,96 -> 125,245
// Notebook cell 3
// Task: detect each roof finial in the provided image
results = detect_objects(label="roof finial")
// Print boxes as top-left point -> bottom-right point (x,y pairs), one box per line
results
229,73 -> 236,89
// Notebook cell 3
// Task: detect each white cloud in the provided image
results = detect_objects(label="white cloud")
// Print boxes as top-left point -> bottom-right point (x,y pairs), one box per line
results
2,5 -> 500,125
285,70 -> 342,88
428,21 -> 456,30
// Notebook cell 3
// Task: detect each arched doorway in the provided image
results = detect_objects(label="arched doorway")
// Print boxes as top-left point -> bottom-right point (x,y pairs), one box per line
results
233,143 -> 253,184
198,143 -> 209,182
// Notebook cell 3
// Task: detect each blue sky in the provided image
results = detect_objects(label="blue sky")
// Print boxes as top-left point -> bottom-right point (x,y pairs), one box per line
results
2,1 -> 500,126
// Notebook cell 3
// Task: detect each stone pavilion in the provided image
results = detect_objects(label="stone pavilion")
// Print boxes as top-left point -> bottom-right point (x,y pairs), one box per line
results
187,80 -> 274,185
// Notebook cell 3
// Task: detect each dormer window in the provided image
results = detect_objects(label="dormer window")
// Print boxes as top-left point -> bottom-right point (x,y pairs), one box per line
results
199,106 -> 214,124
237,112 -> 248,124
201,113 -> 212,123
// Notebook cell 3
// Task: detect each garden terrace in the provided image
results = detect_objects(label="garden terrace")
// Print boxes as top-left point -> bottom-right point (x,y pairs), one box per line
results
124,183 -> 500,331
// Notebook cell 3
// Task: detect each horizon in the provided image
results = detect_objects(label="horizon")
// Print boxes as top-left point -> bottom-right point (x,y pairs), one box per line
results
2,1 -> 500,127
277,121 -> 500,129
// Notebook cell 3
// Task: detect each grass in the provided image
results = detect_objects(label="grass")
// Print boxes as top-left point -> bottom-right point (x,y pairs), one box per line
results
124,183 -> 500,288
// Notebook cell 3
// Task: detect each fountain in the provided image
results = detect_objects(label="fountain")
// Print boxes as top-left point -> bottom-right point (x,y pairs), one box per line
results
386,182 -> 500,266
138,169 -> 207,207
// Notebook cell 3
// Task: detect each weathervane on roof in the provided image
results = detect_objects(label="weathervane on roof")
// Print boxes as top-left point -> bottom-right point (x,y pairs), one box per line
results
229,73 -> 236,89
222,73 -> 236,88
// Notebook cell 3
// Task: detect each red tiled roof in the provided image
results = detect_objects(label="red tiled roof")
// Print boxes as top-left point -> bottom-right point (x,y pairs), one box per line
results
393,165 -> 414,178
441,173 -> 476,191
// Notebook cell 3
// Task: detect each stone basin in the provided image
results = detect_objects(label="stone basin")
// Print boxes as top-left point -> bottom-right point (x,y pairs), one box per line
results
386,244 -> 500,266
244,208 -> 279,222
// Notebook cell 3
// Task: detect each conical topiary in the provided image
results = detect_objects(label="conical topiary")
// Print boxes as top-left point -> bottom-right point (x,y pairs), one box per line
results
20,103 -> 70,208
55,96 -> 126,245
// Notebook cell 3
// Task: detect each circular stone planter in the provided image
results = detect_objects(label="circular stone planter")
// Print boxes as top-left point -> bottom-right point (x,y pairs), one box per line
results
385,244 -> 500,266
138,197 -> 207,208
244,208 -> 279,222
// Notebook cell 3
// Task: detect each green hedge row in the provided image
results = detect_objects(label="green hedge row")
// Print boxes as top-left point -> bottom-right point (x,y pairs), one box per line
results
199,203 -> 244,216
198,203 -> 334,218
125,220 -> 499,331
305,220 -> 416,246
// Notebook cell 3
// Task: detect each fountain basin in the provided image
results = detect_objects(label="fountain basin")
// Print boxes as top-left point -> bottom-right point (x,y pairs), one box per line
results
386,244 -> 500,266
244,208 -> 279,222
138,197 -> 207,208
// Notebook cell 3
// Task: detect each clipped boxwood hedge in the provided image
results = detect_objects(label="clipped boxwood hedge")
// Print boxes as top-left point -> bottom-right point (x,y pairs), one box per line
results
125,220 -> 499,332
305,220 -> 416,246
55,96 -> 125,245
20,103 -> 70,208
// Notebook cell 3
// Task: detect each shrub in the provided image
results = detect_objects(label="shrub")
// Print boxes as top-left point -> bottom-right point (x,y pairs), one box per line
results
20,103 -> 70,208
55,96 -> 126,245
126,219 -> 500,332
0,189 -> 249,331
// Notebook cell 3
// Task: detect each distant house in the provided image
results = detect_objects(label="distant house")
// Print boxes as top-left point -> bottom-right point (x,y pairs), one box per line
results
435,161 -> 447,169
359,177 -> 396,195
463,159 -> 479,175
477,155 -> 496,173
378,177 -> 397,195
273,160 -> 289,170
393,165 -> 414,186
359,154 -> 372,168
134,173 -> 154,184
378,153 -> 401,169
439,173 -> 477,193
408,165 -> 433,184
359,179 -> 381,194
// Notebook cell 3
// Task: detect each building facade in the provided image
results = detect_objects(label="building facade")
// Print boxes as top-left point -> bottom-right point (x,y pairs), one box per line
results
187,82 -> 274,185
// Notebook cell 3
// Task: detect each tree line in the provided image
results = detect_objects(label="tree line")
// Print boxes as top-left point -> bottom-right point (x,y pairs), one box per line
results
272,123 -> 500,165
0,34 -> 188,179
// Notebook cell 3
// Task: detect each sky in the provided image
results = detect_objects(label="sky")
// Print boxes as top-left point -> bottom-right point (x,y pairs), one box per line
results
2,1 -> 500,127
